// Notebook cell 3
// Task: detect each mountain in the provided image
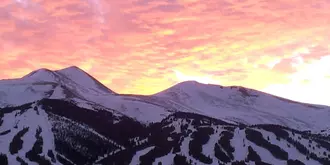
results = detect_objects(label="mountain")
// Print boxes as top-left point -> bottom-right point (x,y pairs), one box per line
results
154,81 -> 330,133
0,66 -> 115,107
0,66 -> 172,123
1,66 -> 330,165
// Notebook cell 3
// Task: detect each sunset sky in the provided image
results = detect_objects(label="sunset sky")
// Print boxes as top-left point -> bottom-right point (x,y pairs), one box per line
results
1,0 -> 330,105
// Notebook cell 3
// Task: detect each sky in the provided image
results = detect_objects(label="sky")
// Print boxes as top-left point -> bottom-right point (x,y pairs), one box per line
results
0,0 -> 330,106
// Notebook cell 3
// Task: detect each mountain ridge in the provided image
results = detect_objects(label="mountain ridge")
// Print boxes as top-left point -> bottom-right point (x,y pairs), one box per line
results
1,66 -> 326,108
1,66 -> 330,165
1,66 -> 329,130
155,80 -> 325,108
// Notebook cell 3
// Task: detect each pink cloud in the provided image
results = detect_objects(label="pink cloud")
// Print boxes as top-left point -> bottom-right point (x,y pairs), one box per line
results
0,0 -> 330,103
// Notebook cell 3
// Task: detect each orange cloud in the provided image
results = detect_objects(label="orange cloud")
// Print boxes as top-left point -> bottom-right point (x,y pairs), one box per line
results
0,0 -> 330,105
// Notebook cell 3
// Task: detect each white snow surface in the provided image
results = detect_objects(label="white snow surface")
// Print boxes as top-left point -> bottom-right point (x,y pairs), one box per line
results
130,146 -> 155,165
0,82 -> 55,107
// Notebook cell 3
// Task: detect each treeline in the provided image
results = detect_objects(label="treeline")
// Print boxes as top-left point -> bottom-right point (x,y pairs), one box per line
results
49,113 -> 119,164
254,124 -> 330,164
41,99 -> 150,147
245,128 -> 288,160
166,112 -> 235,126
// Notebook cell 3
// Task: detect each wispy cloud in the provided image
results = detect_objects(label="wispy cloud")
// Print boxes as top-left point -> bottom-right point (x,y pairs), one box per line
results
0,0 -> 330,104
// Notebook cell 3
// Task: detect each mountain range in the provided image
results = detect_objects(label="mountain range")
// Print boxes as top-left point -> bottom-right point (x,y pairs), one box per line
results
1,66 -> 330,165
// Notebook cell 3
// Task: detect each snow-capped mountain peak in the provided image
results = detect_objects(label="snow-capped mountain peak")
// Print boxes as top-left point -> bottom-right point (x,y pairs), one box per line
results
153,81 -> 330,132
154,80 -> 254,103
58,65 -> 82,72
55,66 -> 115,95
21,66 -> 114,94
0,66 -> 116,108
22,68 -> 58,82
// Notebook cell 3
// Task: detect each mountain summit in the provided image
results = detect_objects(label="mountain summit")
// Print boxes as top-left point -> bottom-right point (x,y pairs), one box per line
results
154,80 -> 330,132
0,66 -> 116,107
23,66 -> 115,95
1,67 -> 330,165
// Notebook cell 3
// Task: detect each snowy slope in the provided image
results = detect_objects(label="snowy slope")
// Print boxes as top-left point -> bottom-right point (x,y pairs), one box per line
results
55,66 -> 115,95
0,81 -> 57,107
98,112 -> 330,165
0,102 -> 61,165
154,81 -> 330,133
0,99 -> 138,165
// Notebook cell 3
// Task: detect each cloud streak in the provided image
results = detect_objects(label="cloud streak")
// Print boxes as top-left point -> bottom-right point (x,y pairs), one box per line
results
0,0 -> 330,105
